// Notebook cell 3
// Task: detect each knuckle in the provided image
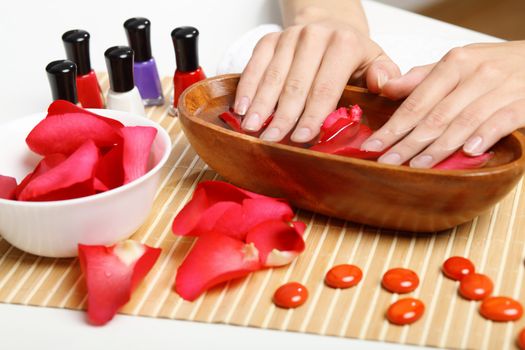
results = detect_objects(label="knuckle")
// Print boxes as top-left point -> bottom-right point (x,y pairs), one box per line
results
310,81 -> 338,100
301,23 -> 328,40
453,108 -> 480,129
332,29 -> 357,45
262,67 -> 283,86
283,78 -> 307,97
499,106 -> 520,126
423,107 -> 450,129
254,32 -> 279,52
477,62 -> 501,79
399,96 -> 421,115
443,47 -> 470,64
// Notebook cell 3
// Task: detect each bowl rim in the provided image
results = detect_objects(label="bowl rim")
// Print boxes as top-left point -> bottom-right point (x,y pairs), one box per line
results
0,108 -> 172,207
179,73 -> 525,178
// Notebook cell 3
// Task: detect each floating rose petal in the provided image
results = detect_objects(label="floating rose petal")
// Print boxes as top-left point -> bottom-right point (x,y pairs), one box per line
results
433,151 -> 493,170
174,231 -> 261,301
219,111 -> 243,133
322,107 -> 350,131
18,140 -> 99,201
78,240 -> 161,326
0,175 -> 17,200
121,126 -> 157,184
312,124 -> 383,159
245,220 -> 305,267
319,118 -> 360,143
96,144 -> 124,190
349,104 -> 363,122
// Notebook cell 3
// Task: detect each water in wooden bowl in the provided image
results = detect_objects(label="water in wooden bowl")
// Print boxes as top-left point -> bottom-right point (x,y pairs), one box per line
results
178,74 -> 525,232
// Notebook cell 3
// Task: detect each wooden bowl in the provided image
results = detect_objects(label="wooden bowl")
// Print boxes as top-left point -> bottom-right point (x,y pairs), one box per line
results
178,74 -> 525,232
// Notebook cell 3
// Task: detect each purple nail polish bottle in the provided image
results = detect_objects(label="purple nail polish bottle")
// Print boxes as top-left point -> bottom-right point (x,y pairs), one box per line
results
124,17 -> 164,106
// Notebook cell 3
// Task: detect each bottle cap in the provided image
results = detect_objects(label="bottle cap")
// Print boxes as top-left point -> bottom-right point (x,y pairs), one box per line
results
104,46 -> 135,93
171,26 -> 200,72
62,29 -> 92,76
46,59 -> 78,103
124,17 -> 153,62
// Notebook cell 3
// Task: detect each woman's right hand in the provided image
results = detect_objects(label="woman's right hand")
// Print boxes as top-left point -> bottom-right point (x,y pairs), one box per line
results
233,8 -> 401,144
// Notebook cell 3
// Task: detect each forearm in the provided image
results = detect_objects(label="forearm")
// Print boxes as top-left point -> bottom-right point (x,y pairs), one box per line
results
279,0 -> 369,35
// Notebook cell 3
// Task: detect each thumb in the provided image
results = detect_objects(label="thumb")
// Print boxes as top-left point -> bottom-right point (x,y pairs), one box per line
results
381,63 -> 436,100
365,53 -> 401,94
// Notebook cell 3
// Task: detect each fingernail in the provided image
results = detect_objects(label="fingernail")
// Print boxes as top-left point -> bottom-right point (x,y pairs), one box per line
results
243,112 -> 261,131
235,96 -> 250,115
261,127 -> 281,141
291,127 -> 312,142
361,139 -> 384,152
379,152 -> 402,165
410,154 -> 434,168
377,70 -> 389,90
463,136 -> 483,155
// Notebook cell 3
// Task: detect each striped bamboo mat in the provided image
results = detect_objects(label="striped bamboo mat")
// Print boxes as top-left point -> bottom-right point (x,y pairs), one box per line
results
1,74 -> 525,349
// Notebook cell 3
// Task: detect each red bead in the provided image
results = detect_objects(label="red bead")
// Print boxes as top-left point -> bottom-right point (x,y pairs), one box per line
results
442,256 -> 475,281
325,264 -> 363,289
386,298 -> 425,325
382,268 -> 419,293
480,296 -> 523,322
273,282 -> 308,309
458,273 -> 493,300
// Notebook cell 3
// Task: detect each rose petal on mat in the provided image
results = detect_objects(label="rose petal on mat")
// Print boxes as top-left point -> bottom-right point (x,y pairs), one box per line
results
26,109 -> 122,156
0,175 -> 17,200
433,151 -> 493,170
213,198 -> 295,241
121,126 -> 157,184
14,154 -> 67,199
174,231 -> 261,301
172,181 -> 277,236
18,140 -> 99,201
95,144 -> 124,190
219,111 -> 243,133
245,220 -> 306,267
78,240 -> 161,326
48,100 -> 124,129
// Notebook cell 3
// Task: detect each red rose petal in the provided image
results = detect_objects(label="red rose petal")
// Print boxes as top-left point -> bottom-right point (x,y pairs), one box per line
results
433,150 -> 493,170
78,240 -> 161,326
319,118 -> 360,143
349,104 -> 363,122
18,140 -> 99,201
322,107 -> 350,131
121,126 -> 157,184
14,154 -> 67,198
26,107 -> 122,156
219,111 -> 243,133
245,220 -> 305,267
0,175 -> 17,200
95,144 -> 124,190
174,231 -> 261,301
48,100 -> 124,129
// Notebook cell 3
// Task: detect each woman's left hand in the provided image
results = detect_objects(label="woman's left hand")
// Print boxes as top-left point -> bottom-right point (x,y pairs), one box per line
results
360,41 -> 525,168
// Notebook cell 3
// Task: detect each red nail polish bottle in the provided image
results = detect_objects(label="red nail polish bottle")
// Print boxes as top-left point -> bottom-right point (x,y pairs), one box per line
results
170,26 -> 206,114
62,30 -> 105,109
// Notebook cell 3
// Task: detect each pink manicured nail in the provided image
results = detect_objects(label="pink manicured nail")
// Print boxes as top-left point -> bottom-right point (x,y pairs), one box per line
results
361,139 -> 384,152
379,152 -> 402,165
410,154 -> 434,168
463,136 -> 483,155
235,96 -> 250,116
261,127 -> 281,141
243,112 -> 261,131
291,128 -> 312,142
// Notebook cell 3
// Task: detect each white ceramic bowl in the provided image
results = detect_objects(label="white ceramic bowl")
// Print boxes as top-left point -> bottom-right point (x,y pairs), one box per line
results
0,109 -> 171,257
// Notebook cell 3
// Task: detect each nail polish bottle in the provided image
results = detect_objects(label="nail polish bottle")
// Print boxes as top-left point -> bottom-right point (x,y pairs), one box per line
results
124,17 -> 164,107
62,29 -> 105,109
45,59 -> 79,104
104,46 -> 146,116
170,26 -> 206,115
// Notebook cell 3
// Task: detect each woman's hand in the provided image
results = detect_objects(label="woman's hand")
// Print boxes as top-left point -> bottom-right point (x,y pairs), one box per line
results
361,41 -> 525,168
233,6 -> 400,143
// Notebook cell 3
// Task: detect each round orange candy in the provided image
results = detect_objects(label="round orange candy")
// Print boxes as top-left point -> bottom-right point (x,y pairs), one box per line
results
442,256 -> 475,281
325,264 -> 363,289
386,298 -> 425,325
480,296 -> 523,322
517,328 -> 525,349
382,268 -> 419,294
458,273 -> 493,300
273,282 -> 308,309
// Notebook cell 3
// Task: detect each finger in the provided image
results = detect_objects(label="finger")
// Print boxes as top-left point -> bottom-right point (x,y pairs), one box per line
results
234,32 -> 280,116
381,64 -> 435,100
290,30 -> 364,143
241,27 -> 302,132
380,73 -> 498,167
411,88 -> 521,167
365,53 -> 402,94
361,60 -> 461,165
462,98 -> 525,156
260,25 -> 330,141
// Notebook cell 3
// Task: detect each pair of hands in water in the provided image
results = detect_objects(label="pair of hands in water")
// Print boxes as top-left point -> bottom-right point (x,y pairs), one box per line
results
233,19 -> 525,168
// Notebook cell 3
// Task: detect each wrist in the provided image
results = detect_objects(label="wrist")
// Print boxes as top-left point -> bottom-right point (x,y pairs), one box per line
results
290,5 -> 369,36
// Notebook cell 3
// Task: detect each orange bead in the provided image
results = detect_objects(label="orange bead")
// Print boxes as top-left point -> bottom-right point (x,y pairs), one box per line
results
517,328 -> 525,349
458,273 -> 493,300
480,296 -> 523,322
273,282 -> 308,309
386,298 -> 425,325
382,268 -> 419,293
325,264 -> 363,289
442,256 -> 475,281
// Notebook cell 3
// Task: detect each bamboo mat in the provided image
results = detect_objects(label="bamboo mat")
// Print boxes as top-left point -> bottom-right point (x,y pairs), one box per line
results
1,74 -> 525,350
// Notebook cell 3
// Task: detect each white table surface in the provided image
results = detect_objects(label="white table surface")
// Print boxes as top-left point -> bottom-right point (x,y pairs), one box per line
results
0,1 -> 500,349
